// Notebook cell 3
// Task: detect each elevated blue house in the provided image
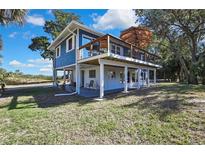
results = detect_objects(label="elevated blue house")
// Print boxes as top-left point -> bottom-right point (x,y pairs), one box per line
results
48,21 -> 161,98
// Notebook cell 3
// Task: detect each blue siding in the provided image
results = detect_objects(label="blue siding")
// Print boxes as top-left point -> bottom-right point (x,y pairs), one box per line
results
55,33 -> 76,68
55,29 -> 101,68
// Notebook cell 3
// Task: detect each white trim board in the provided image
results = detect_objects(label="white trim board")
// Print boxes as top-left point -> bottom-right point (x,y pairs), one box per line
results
66,35 -> 75,53
77,53 -> 108,64
55,63 -> 76,70
99,59 -> 157,71
109,53 -> 162,68
55,45 -> 61,58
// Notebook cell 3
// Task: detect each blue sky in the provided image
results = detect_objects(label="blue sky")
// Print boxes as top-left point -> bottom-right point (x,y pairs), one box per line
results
0,9 -> 137,76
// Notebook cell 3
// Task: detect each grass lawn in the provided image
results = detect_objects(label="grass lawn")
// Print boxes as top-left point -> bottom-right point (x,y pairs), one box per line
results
0,83 -> 205,144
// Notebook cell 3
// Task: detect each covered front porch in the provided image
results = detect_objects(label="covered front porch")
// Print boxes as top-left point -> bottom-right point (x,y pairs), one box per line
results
76,58 -> 157,99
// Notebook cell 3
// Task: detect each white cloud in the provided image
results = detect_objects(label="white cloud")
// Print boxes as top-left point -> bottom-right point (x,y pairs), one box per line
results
9,58 -> 53,75
39,60 -> 52,74
22,31 -> 36,40
27,58 -> 51,64
9,60 -> 22,67
9,60 -> 35,68
92,10 -> 138,31
40,68 -> 52,73
9,32 -> 18,38
26,15 -> 45,26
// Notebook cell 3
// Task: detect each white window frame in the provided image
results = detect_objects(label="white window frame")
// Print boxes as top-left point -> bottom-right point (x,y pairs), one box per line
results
56,45 -> 61,58
89,70 -> 96,78
116,46 -> 122,55
111,43 -> 122,55
66,35 -> 75,52
111,44 -> 116,53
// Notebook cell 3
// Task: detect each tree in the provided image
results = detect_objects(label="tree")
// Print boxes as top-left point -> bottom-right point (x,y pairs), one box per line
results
28,10 -> 81,83
0,9 -> 27,25
135,10 -> 205,84
0,10 -> 27,93
0,9 -> 27,63
28,36 -> 52,59
29,10 -> 81,60
44,10 -> 81,39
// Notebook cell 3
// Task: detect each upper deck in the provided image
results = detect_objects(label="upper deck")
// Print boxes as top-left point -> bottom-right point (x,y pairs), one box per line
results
77,34 -> 161,68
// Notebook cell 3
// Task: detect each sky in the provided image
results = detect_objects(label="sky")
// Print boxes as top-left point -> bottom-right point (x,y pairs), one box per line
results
0,9 -> 138,76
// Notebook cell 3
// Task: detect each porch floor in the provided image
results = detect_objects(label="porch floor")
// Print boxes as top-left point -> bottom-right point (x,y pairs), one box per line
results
79,87 -> 124,98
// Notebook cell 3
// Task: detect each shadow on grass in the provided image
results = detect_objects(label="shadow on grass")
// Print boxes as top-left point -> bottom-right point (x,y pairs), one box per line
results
121,85 -> 200,121
0,87 -> 97,110
0,83 -> 204,112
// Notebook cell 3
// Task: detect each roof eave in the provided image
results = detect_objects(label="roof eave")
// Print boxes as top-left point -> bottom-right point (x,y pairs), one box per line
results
48,20 -> 104,51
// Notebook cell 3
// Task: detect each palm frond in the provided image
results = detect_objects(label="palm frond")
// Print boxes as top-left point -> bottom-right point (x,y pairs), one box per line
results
0,9 -> 27,25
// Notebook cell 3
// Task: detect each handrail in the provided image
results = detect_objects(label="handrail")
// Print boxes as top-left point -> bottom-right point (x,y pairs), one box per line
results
78,34 -> 160,59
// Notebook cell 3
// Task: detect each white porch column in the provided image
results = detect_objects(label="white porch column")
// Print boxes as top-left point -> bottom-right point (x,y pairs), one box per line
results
76,64 -> 80,94
63,68 -> 66,83
124,66 -> 128,92
154,69 -> 156,84
135,69 -> 137,83
107,35 -> 110,56
138,68 -> 141,89
100,62 -> 104,99
129,70 -> 132,88
147,69 -> 150,87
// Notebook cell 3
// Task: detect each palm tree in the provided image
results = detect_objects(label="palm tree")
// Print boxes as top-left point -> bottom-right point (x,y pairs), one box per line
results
0,9 -> 27,63
0,10 -> 27,93
0,9 -> 27,25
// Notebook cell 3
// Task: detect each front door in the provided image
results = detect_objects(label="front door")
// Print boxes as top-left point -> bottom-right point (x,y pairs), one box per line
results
81,70 -> 85,87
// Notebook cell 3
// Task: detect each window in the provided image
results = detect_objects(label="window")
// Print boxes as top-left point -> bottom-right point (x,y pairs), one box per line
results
108,71 -> 116,79
89,70 -> 96,78
116,46 -> 121,55
111,45 -> 116,53
120,72 -> 124,83
66,36 -> 74,52
56,46 -> 61,58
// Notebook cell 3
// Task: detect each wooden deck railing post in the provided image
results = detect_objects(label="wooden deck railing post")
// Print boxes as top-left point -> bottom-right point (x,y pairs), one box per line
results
107,35 -> 110,56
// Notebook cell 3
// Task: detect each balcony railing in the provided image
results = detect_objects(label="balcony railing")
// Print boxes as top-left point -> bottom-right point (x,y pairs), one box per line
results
78,35 -> 109,60
78,34 -> 160,63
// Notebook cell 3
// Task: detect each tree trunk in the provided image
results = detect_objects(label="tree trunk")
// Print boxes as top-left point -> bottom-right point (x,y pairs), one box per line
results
188,70 -> 198,84
176,51 -> 189,83
188,36 -> 198,84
